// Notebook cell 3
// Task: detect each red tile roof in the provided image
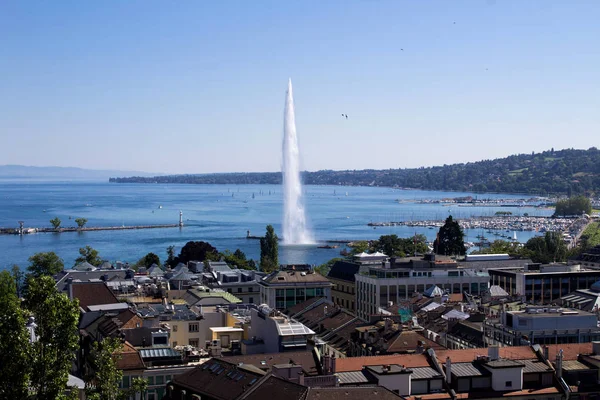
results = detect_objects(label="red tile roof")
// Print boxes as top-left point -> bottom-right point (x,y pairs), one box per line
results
543,343 -> 593,361
115,341 -> 145,371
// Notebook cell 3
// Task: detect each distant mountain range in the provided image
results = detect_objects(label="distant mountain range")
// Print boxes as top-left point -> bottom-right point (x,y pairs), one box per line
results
109,148 -> 600,196
0,165 -> 158,180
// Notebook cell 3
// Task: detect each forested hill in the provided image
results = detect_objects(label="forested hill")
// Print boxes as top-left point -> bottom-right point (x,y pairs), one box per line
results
110,148 -> 600,196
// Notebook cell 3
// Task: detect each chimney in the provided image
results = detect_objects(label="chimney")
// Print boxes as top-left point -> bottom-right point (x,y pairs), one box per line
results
331,354 -> 337,374
556,349 -> 563,379
323,354 -> 331,374
488,346 -> 500,361
543,346 -> 549,360
445,357 -> 452,384
593,341 -> 600,356
298,371 -> 305,386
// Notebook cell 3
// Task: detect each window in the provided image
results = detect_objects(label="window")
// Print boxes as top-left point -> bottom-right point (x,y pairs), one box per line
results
238,288 -> 242,293
189,323 -> 199,332
147,376 -> 155,385
156,375 -> 164,385
122,376 -> 130,389
249,297 -> 254,304
172,324 -> 178,332
172,341 -> 177,347
248,287 -> 253,292
147,393 -> 157,400
505,381 -> 512,387
189,339 -> 199,348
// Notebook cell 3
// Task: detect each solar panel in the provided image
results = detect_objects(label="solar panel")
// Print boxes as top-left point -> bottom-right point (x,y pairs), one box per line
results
235,374 -> 244,381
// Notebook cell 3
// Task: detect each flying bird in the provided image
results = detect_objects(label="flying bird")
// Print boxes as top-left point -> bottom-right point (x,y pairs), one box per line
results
342,114 -> 348,119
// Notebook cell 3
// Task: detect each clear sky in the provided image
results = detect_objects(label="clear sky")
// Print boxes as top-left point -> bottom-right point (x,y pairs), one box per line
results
1,1 -> 599,174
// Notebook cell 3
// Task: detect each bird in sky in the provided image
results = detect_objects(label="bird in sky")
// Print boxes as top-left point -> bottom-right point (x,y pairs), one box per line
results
341,114 -> 348,119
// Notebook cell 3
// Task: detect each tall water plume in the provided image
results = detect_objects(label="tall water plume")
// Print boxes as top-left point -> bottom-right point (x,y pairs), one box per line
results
282,79 -> 313,245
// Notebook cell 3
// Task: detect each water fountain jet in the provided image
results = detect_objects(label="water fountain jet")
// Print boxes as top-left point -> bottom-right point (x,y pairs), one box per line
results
282,79 -> 314,245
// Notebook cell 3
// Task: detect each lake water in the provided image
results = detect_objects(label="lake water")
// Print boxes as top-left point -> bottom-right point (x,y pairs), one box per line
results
0,181 -> 551,271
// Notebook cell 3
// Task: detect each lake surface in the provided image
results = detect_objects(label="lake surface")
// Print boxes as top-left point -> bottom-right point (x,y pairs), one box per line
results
0,181 -> 551,271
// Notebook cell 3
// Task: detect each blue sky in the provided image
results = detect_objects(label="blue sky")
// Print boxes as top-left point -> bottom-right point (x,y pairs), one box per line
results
1,1 -> 598,174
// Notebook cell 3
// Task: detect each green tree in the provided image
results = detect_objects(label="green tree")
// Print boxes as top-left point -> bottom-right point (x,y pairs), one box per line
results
221,249 -> 256,270
126,377 -> 148,399
554,195 -> 592,216
523,232 -> 568,264
25,276 -> 80,400
76,245 -> 102,267
175,241 -> 219,265
0,271 -> 31,399
434,215 -> 466,256
75,218 -> 88,229
314,257 -> 344,276
137,252 -> 160,269
50,217 -> 61,230
470,240 -> 522,256
348,241 -> 369,257
166,245 -> 176,268
11,264 -> 25,297
260,225 -> 279,273
84,337 -> 123,400
372,234 -> 405,257
28,251 -> 65,278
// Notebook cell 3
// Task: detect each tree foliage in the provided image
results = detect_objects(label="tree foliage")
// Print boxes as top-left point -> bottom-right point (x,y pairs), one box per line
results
522,231 -> 568,264
0,271 -> 31,399
434,216 -> 466,256
470,240 -> 522,256
24,276 -> 80,400
260,225 -> 279,273
84,338 -> 123,400
371,234 -> 428,257
75,218 -> 88,228
554,195 -> 592,216
136,252 -> 160,269
166,245 -> 176,268
50,217 -> 62,230
76,245 -> 103,267
28,251 -> 64,278
176,241 -> 219,265
221,249 -> 256,270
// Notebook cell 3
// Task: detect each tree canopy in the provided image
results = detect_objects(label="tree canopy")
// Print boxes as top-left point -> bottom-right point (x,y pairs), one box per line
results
175,241 -> 219,265
75,218 -> 88,228
260,225 -> 279,273
24,275 -> 80,400
221,249 -> 256,270
50,217 -> 61,230
28,251 -> 65,278
434,216 -> 466,256
136,252 -> 160,269
371,234 -> 428,257
75,245 -> 103,267
0,271 -> 30,399
554,195 -> 592,216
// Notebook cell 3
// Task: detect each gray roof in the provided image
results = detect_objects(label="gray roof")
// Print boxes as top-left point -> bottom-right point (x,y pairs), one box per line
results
424,285 -> 445,298
485,359 -> 525,368
67,374 -> 85,389
336,371 -> 373,384
489,285 -> 509,297
448,362 -> 488,377
73,261 -> 96,271
560,360 -> 590,371
520,359 -> 553,373
410,366 -> 442,380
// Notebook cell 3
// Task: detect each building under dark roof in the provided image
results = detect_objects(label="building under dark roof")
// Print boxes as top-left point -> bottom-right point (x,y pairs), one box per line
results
327,261 -> 361,282
69,282 -> 120,311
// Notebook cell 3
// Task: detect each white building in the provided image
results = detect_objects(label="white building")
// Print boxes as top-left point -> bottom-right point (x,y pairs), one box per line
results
355,263 -> 489,320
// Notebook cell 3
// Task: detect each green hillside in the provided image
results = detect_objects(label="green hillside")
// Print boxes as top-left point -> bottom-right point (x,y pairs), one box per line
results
111,147 -> 600,196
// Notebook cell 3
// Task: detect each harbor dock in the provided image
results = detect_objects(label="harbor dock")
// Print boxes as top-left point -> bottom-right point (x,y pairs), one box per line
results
0,224 -> 180,235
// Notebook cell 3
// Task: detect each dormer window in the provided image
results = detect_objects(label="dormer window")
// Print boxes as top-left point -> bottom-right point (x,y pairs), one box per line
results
505,381 -> 512,387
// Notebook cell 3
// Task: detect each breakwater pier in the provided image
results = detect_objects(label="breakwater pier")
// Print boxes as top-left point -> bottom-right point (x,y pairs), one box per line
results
0,224 -> 180,235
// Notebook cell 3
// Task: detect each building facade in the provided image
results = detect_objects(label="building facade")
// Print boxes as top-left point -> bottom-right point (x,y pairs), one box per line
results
488,263 -> 600,303
259,265 -> 332,310
355,265 -> 489,320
